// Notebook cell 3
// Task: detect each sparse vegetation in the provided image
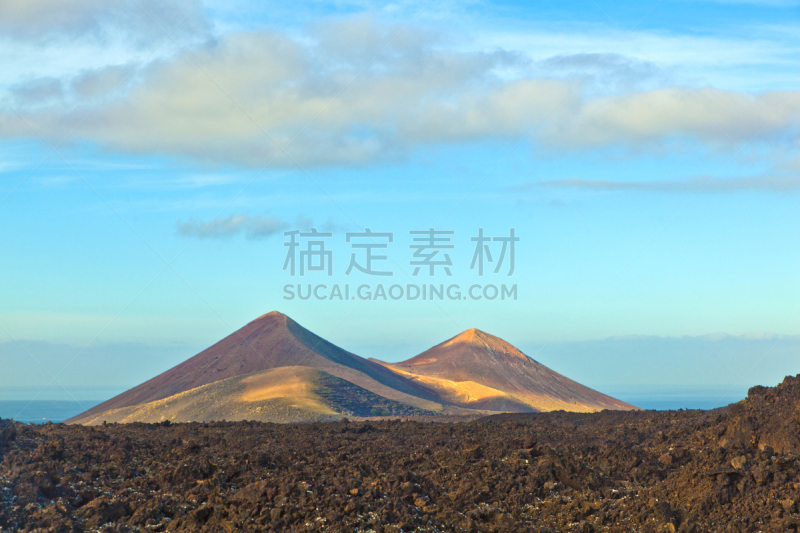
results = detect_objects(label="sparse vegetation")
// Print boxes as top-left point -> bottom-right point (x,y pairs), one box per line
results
315,374 -> 436,418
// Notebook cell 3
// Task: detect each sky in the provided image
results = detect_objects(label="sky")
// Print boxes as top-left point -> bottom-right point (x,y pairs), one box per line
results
0,0 -> 798,407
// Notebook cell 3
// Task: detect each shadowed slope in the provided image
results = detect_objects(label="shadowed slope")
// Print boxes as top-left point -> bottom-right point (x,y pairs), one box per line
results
67,312 -> 442,423
378,328 -> 638,413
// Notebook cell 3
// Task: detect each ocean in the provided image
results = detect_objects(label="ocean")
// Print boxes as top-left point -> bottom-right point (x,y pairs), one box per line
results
610,387 -> 746,411
0,400 -> 104,424
615,396 -> 736,411
0,390 -> 743,424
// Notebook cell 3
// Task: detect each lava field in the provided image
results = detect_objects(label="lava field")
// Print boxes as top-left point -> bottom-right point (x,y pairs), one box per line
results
2,376 -> 800,532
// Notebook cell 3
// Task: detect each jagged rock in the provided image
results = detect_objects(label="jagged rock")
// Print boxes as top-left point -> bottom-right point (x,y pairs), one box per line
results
2,374 -> 800,531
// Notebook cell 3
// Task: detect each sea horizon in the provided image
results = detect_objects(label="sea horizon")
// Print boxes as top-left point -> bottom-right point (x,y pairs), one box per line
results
0,385 -> 748,424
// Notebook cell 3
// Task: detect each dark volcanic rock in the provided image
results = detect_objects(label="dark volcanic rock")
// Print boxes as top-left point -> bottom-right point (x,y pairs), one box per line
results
721,375 -> 800,454
2,375 -> 800,532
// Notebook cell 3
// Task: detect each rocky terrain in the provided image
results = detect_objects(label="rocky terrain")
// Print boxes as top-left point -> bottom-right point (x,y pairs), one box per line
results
3,375 -> 800,532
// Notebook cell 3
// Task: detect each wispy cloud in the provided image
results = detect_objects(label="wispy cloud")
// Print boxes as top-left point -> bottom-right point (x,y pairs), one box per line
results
176,214 -> 288,240
0,0 -> 210,44
535,53 -> 665,92
677,0 -> 799,6
9,77 -> 64,107
513,175 -> 800,193
175,213 -> 355,240
0,161 -> 23,173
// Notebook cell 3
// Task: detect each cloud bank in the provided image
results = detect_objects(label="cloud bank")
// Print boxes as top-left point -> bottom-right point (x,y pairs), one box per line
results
1,17 -> 798,169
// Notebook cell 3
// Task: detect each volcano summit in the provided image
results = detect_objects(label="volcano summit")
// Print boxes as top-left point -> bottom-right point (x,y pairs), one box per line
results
375,328 -> 636,412
67,312 -> 635,424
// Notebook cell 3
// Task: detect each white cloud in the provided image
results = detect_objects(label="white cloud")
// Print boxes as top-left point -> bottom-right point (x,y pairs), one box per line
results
544,88 -> 800,149
0,18 -> 798,169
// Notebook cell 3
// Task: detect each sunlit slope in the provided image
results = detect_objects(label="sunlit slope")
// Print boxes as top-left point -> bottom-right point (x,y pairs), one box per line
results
69,366 -> 441,425
378,364 -> 537,412
377,329 -> 638,413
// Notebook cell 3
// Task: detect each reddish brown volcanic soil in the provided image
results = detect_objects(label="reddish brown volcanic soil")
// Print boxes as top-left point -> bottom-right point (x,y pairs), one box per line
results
67,312 -> 441,424
4,376 -> 800,532
68,313 -> 634,425
379,328 -> 636,412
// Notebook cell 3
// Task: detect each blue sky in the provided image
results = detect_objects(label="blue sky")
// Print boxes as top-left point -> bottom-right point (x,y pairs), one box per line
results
0,0 -> 798,406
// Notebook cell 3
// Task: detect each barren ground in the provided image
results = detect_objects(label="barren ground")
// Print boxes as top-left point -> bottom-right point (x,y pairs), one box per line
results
2,376 -> 800,532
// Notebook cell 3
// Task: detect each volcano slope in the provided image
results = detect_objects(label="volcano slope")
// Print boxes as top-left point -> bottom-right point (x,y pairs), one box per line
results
68,314 -> 635,425
376,328 -> 637,413
69,367 -> 440,425
67,312 -> 446,424
4,375 -> 800,532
